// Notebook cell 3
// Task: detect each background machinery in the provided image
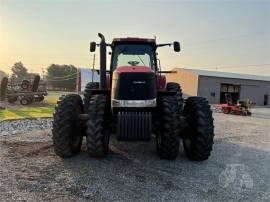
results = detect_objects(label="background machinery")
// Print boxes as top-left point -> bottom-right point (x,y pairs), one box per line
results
220,93 -> 252,116
0,75 -> 47,105
52,33 -> 214,161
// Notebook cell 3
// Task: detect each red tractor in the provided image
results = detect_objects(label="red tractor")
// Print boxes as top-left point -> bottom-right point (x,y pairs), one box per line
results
52,33 -> 214,161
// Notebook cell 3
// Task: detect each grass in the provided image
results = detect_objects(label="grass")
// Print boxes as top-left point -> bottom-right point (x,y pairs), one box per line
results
0,96 -> 57,122
0,91 -> 74,122
0,106 -> 54,122
45,98 -> 59,104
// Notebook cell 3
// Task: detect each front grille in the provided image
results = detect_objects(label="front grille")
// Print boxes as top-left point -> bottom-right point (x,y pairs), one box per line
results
112,72 -> 156,100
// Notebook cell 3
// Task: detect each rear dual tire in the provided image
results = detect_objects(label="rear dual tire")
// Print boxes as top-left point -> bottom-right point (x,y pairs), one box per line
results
166,82 -> 186,136
166,82 -> 184,111
83,82 -> 99,111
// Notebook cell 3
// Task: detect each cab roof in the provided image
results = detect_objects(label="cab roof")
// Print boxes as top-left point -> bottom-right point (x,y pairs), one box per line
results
112,37 -> 156,44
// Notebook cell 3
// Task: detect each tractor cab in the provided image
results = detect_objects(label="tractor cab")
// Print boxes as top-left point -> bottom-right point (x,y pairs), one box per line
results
111,38 -> 157,69
110,38 -> 158,109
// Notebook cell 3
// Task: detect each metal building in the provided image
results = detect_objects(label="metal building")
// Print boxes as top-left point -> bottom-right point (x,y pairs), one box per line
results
166,68 -> 270,106
76,68 -> 99,92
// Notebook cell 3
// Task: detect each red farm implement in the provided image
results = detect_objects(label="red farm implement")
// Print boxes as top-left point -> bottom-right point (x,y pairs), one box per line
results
220,93 -> 252,116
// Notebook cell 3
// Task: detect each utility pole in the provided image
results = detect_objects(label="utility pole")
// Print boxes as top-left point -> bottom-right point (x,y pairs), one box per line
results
41,68 -> 45,80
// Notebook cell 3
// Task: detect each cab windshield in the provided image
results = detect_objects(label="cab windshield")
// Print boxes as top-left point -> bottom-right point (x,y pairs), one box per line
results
112,44 -> 155,70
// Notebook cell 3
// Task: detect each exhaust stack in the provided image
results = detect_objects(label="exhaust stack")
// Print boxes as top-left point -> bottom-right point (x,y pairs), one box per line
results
98,33 -> 106,89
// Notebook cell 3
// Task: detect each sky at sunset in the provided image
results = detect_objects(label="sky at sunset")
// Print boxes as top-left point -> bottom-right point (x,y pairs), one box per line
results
0,0 -> 270,76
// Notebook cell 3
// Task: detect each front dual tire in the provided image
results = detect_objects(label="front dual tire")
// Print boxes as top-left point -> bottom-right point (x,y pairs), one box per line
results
52,94 -> 84,157
156,96 -> 181,159
85,94 -> 111,158
52,93 -> 111,158
156,84 -> 214,161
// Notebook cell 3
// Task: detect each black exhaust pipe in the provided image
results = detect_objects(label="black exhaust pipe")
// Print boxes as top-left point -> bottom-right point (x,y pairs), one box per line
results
98,33 -> 106,89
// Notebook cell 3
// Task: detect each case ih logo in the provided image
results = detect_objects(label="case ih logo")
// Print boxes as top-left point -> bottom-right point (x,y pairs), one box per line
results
133,81 -> 146,84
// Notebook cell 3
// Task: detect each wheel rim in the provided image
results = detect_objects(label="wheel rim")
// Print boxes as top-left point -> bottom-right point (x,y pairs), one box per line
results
22,99 -> 27,105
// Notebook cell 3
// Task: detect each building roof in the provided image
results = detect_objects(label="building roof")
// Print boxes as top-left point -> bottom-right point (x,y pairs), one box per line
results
175,68 -> 270,82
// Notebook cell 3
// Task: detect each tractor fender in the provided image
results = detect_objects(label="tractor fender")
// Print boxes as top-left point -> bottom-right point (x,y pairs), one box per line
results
157,75 -> 166,90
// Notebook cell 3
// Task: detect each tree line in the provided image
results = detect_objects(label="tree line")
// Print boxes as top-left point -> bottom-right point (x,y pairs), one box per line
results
8,62 -> 78,91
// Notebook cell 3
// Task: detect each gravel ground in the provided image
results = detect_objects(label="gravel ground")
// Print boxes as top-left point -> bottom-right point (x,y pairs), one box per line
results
0,118 -> 52,137
0,108 -> 269,202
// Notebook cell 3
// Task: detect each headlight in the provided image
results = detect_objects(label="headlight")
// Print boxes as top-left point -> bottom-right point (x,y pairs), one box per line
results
112,99 -> 156,107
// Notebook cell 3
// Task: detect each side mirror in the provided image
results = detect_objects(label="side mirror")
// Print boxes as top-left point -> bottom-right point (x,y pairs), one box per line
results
173,41 -> 180,52
90,42 -> 96,52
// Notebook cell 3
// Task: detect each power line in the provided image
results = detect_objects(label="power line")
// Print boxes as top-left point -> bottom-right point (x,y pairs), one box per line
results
46,72 -> 78,79
184,32 -> 269,47
202,63 -> 270,70
46,76 -> 77,81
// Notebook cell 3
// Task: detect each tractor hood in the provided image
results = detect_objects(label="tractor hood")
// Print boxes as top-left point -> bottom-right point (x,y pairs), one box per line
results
111,66 -> 156,108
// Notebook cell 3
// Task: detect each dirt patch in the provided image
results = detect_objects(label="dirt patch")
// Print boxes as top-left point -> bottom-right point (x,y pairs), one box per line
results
4,141 -> 53,157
